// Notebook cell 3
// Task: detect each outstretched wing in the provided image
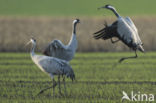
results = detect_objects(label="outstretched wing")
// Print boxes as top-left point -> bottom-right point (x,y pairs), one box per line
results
43,40 -> 67,56
93,21 -> 119,40
54,40 -> 66,49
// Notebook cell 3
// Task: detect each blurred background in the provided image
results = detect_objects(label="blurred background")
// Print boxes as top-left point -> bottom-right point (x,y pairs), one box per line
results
0,0 -> 156,52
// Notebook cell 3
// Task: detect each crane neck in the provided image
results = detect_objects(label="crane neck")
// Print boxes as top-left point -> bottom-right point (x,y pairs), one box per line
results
72,22 -> 77,35
67,23 -> 78,50
110,8 -> 120,18
31,42 -> 36,57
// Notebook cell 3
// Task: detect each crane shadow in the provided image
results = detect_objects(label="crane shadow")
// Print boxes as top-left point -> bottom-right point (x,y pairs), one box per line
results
13,80 -> 156,85
111,62 -> 119,69
110,58 -> 127,69
75,81 -> 156,85
33,80 -> 156,99
32,80 -> 155,98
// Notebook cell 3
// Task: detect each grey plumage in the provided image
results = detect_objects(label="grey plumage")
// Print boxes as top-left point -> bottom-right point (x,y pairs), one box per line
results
94,5 -> 144,63
43,19 -> 80,61
28,38 -> 75,96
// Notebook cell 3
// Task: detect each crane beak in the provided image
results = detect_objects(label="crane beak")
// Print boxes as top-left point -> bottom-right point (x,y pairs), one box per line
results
24,40 -> 31,48
78,20 -> 80,23
97,6 -> 105,10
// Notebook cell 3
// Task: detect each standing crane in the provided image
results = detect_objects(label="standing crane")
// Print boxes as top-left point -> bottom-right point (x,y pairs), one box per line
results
43,19 -> 80,61
93,5 -> 144,63
27,38 -> 75,96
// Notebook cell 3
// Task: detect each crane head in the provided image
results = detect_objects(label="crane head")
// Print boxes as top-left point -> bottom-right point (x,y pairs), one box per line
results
25,38 -> 36,47
98,4 -> 116,11
73,19 -> 80,24
30,38 -> 36,43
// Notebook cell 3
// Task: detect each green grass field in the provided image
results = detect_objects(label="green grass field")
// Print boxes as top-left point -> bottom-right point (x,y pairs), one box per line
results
1,0 -> 156,16
0,52 -> 155,103
0,0 -> 156,102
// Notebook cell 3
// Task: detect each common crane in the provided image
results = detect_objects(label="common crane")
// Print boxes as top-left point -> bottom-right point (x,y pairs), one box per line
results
43,19 -> 80,61
27,38 -> 75,96
93,5 -> 144,63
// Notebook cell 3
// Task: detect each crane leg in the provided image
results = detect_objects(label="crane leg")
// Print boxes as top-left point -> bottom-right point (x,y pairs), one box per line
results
63,76 -> 67,95
111,38 -> 120,44
119,51 -> 138,63
58,75 -> 62,95
52,78 -> 57,96
36,78 -> 57,96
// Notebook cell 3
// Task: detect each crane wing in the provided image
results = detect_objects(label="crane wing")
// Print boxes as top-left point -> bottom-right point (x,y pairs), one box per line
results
43,40 -> 67,56
117,18 -> 136,44
38,56 -> 68,74
124,17 -> 143,45
124,17 -> 138,34
93,21 -> 119,40
54,58 -> 69,66
49,40 -> 66,50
